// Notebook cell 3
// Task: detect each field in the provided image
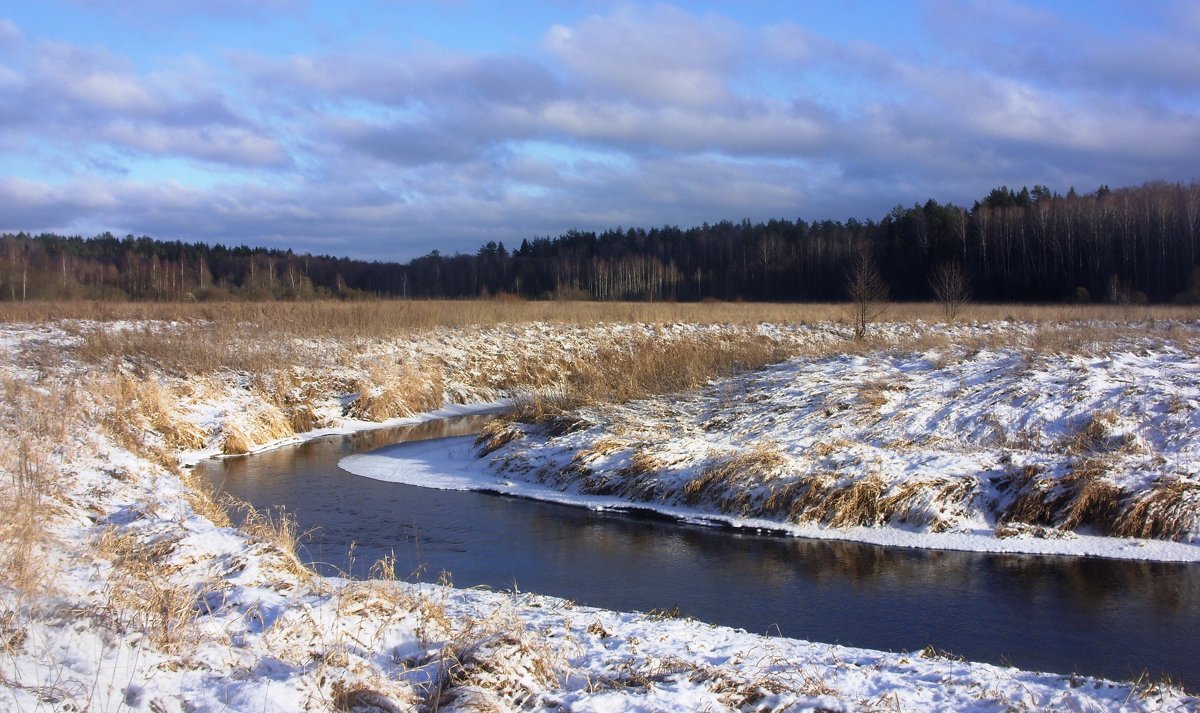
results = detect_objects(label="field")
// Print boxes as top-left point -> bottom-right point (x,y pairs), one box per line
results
1,300 -> 1197,711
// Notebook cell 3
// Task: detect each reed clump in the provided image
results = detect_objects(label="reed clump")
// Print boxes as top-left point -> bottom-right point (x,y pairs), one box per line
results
999,460 -> 1131,536
220,402 -> 295,455
347,359 -> 445,422
8,298 -> 1198,334
252,371 -> 335,434
760,472 -> 983,532
421,606 -> 562,711
475,419 -> 527,456
0,379 -> 82,599
1114,477 -> 1200,541
236,503 -> 315,581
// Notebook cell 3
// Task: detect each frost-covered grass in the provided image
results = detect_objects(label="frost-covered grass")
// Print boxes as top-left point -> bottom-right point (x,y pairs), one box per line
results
1,308 -> 1198,710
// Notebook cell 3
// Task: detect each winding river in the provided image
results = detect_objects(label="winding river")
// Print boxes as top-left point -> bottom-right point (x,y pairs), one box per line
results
196,414 -> 1200,689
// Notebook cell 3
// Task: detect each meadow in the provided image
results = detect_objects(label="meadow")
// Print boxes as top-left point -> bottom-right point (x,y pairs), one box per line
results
1,299 -> 1196,710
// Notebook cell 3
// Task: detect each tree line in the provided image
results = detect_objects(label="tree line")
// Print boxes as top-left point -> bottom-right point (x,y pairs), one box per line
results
3,180 -> 1199,303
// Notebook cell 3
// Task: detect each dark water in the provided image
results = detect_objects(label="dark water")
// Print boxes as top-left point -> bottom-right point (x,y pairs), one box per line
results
196,415 -> 1200,689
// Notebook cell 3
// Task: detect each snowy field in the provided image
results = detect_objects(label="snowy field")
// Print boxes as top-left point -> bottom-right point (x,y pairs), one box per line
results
1,316 -> 1197,711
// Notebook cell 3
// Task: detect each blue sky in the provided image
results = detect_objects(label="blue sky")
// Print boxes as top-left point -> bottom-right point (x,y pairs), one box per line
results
1,1 -> 1198,260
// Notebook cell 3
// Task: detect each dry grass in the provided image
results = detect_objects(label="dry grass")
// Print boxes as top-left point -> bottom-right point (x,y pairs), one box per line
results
221,402 -> 295,455
857,378 -> 907,413
252,370 -> 335,433
236,502 -> 315,581
682,442 -> 789,513
1114,477 -> 1200,541
421,606 -> 562,712
96,527 -> 209,653
999,461 -> 1128,535
347,359 -> 444,422
510,332 -> 791,434
474,420 -> 526,456
1058,461 -> 1126,531
6,297 -> 1196,331
760,472 -> 983,532
0,379 -> 80,600
1061,410 -> 1138,455
878,477 -> 980,532
822,474 -> 888,528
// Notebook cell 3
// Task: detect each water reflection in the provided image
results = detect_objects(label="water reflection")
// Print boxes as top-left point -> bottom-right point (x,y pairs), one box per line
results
197,416 -> 1200,689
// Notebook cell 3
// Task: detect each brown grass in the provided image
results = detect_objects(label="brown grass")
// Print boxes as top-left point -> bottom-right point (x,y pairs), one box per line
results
510,332 -> 791,434
347,359 -> 444,422
474,420 -> 526,456
1114,477 -> 1200,541
823,474 -> 888,528
252,371 -> 334,433
6,298 -> 1196,331
236,502 -> 315,581
682,443 -> 789,513
999,461 -> 1129,535
1062,410 -> 1137,455
221,402 -> 295,455
1059,461 -> 1126,531
421,607 -> 561,711
760,472 -> 984,532
879,477 -> 980,532
0,379 -> 80,600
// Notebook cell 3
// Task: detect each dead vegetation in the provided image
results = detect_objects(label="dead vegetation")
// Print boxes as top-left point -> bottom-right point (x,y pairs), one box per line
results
1114,477 -> 1200,541
0,378 -> 79,600
759,472 -> 984,532
420,608 -> 562,711
682,443 -> 789,513
221,401 -> 295,455
993,461 -> 1198,540
474,420 -> 527,456
347,359 -> 445,422
507,332 -> 791,436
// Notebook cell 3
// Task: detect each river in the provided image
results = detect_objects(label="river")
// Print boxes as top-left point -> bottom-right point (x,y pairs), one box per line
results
196,414 -> 1200,689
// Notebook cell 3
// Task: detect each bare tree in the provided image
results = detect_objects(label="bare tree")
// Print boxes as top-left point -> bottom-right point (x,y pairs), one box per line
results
929,260 -> 971,321
846,250 -> 889,339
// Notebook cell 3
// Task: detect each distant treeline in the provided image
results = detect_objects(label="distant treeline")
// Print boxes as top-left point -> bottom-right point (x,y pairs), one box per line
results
3,180 -> 1200,303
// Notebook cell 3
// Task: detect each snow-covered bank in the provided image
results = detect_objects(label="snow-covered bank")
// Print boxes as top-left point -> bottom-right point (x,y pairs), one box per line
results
177,400 -> 511,466
2,317 -> 1198,710
341,435 -> 1200,562
438,331 -> 1200,563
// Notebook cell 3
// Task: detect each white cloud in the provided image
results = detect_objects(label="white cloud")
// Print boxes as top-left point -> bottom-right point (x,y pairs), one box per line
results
0,18 -> 21,48
543,5 -> 741,108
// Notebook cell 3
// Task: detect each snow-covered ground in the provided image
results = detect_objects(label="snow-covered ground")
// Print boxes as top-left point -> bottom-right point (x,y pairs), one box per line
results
1,317 -> 1197,711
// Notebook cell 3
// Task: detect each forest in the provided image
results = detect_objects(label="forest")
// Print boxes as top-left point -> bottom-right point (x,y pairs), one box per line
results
2,181 -> 1199,304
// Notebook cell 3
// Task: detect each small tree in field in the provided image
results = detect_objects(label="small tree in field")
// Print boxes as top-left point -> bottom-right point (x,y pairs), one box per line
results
929,261 -> 971,321
846,250 -> 889,340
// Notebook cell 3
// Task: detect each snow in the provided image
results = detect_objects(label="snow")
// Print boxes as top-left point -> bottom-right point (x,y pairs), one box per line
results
1,317 -> 1197,711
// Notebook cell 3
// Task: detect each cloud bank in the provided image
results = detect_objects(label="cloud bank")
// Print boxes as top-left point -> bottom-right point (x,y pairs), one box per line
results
1,2 -> 1197,260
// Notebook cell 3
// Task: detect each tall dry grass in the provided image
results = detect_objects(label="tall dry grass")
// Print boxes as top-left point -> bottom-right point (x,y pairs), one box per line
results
3,298 -> 1197,333
510,332 -> 791,432
0,378 -> 80,600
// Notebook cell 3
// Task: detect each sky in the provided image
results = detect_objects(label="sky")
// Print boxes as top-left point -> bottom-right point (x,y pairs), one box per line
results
1,1 -> 1198,261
